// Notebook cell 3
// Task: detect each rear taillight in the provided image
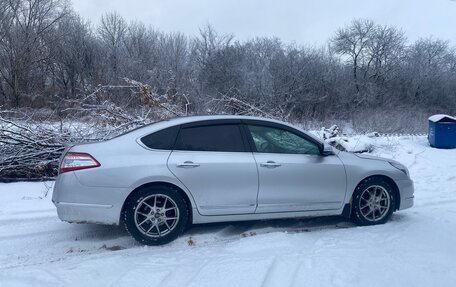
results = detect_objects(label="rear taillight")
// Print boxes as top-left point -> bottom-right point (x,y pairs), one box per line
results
59,152 -> 100,174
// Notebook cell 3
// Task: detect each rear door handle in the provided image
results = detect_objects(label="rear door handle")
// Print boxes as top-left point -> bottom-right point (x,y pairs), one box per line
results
260,161 -> 281,168
177,161 -> 200,168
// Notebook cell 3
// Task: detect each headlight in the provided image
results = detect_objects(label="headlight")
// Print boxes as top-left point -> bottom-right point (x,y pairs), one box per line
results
389,161 -> 409,176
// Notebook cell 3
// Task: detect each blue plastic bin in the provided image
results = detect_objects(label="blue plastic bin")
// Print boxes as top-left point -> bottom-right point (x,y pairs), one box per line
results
429,114 -> 456,148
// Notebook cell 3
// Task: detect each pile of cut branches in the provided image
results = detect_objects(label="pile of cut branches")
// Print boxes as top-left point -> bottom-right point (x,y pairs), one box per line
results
0,111 -> 68,181
0,79 -> 191,181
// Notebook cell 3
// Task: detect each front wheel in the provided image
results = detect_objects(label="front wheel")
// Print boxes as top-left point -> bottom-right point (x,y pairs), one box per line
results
123,186 -> 189,245
351,178 -> 395,226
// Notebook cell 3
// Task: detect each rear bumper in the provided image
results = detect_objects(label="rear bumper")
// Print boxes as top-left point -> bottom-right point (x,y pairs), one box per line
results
52,172 -> 128,225
395,179 -> 414,210
53,202 -> 118,225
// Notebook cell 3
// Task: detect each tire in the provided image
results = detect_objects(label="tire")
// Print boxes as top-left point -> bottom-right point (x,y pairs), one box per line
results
122,186 -> 189,245
351,177 -> 395,226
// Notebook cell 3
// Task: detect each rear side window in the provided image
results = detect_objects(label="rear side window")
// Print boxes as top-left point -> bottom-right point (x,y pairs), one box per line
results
175,124 -> 246,152
140,126 -> 179,150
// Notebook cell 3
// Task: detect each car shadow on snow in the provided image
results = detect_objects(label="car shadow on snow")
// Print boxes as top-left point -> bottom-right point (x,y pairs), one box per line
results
181,212 -> 411,244
69,223 -> 129,241
67,213 -> 409,249
184,216 -> 356,239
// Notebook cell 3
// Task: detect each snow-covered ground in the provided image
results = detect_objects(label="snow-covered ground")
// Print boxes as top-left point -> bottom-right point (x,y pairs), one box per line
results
1,135 -> 456,287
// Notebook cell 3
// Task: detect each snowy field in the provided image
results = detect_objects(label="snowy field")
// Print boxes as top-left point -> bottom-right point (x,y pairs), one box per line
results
1,135 -> 456,287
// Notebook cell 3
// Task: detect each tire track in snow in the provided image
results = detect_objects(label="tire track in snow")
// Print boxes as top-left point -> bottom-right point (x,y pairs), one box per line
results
0,212 -> 57,224
260,257 -> 302,287
5,208 -> 56,215
159,260 -> 211,287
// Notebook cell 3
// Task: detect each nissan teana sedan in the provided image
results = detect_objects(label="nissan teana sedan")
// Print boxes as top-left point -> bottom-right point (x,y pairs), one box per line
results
52,116 -> 414,245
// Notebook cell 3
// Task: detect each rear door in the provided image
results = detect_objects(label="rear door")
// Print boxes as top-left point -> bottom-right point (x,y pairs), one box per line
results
167,120 -> 259,215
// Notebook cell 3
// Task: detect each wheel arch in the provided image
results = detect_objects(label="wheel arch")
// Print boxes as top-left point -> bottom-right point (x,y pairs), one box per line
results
120,181 -> 194,225
352,175 -> 401,211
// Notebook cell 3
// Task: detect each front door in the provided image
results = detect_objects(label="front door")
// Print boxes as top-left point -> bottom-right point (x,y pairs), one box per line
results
244,123 -> 346,213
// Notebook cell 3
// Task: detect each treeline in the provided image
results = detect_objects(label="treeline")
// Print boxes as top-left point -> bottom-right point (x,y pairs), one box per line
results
1,0 -> 456,132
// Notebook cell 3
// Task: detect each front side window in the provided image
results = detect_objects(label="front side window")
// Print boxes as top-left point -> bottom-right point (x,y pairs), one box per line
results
175,124 -> 245,152
247,125 -> 320,155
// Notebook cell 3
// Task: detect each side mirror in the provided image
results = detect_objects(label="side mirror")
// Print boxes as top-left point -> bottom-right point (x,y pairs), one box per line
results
321,142 -> 335,156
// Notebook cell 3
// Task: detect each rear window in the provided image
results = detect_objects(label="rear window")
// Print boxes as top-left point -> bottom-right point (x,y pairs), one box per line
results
140,126 -> 179,150
175,124 -> 246,152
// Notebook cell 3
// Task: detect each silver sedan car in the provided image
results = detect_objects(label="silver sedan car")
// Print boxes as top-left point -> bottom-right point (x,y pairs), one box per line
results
52,116 -> 414,245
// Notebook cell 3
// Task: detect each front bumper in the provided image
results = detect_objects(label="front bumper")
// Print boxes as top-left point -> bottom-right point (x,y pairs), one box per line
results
52,171 -> 128,225
395,179 -> 414,210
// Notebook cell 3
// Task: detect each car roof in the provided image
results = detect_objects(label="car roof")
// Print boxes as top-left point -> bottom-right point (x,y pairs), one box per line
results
162,115 -> 286,125
116,115 -> 322,144
134,115 -> 291,133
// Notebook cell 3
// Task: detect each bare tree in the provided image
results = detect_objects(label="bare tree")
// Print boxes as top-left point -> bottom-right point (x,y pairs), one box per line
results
191,24 -> 234,69
49,13 -> 95,98
97,11 -> 127,84
158,32 -> 189,92
332,19 -> 375,96
0,0 -> 69,106
123,21 -> 159,83
331,19 -> 406,106
405,38 -> 451,105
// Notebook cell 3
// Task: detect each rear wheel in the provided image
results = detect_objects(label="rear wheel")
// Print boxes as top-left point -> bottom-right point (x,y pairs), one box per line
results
351,177 -> 395,226
123,186 -> 189,245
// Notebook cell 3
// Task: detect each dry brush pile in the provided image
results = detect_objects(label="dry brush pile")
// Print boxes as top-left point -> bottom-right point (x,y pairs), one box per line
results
0,79 -> 279,181
0,79 -> 193,181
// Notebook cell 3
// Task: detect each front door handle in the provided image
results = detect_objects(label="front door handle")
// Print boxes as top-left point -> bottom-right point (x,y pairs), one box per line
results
260,161 -> 281,168
177,161 -> 200,168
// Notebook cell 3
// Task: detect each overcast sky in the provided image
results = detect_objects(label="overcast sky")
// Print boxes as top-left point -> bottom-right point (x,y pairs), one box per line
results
71,0 -> 456,45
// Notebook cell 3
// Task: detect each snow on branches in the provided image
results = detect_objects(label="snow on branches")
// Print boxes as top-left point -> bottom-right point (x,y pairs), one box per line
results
0,110 -> 67,180
0,79 -> 192,181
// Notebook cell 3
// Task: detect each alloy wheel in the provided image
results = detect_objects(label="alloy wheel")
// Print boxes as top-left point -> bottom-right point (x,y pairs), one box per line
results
359,185 -> 391,222
134,194 -> 180,238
